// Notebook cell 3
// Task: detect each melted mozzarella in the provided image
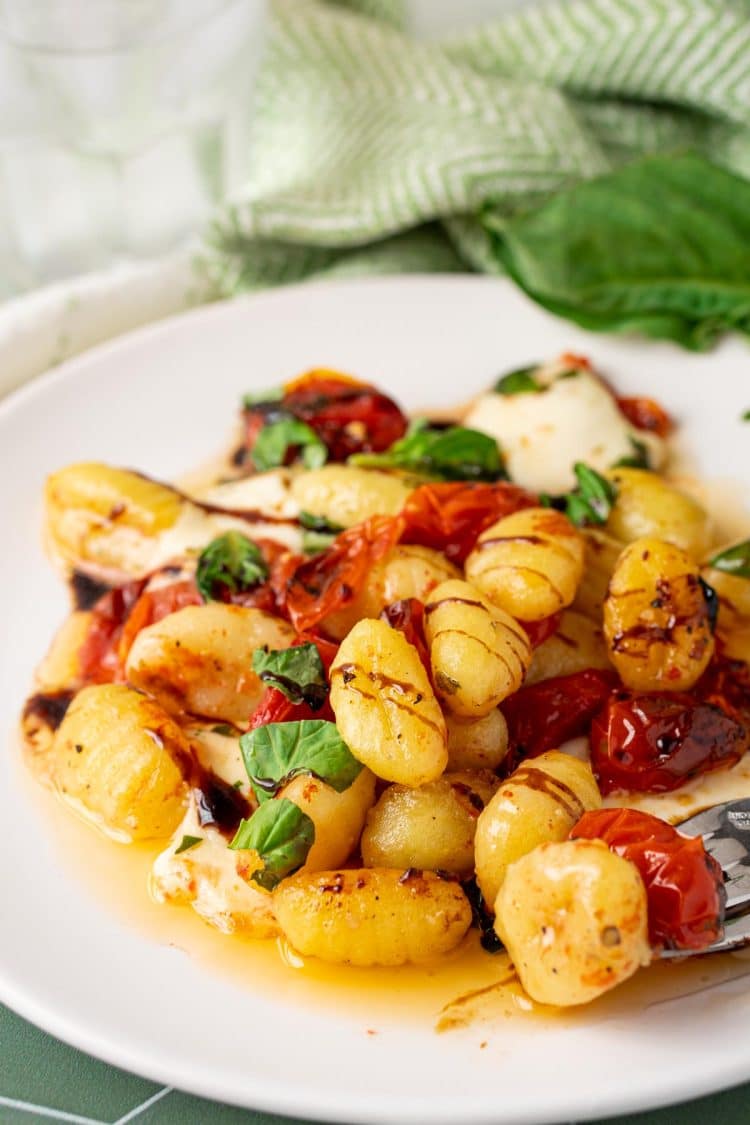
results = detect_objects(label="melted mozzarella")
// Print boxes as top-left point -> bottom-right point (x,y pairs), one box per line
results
465,367 -> 664,494
150,795 -> 277,937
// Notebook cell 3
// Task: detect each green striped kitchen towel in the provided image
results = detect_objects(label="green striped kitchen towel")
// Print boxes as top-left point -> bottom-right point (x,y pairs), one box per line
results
205,0 -> 750,349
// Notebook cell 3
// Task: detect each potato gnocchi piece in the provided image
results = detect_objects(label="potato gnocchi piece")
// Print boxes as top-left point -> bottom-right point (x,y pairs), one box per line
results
474,750 -> 601,910
273,868 -> 472,966
49,684 -> 189,841
465,508 -> 584,622
495,839 -> 651,1007
361,770 -> 499,876
323,545 -> 459,640
605,468 -> 711,559
445,710 -> 509,772
702,562 -> 750,663
603,537 -> 715,692
330,618 -> 447,786
290,464 -> 413,528
280,768 -> 377,871
572,528 -> 624,621
45,462 -> 183,577
424,579 -> 531,717
126,603 -> 295,723
151,796 -> 278,937
525,610 -> 610,685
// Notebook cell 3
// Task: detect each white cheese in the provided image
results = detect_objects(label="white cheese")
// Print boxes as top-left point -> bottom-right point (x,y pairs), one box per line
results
465,365 -> 665,494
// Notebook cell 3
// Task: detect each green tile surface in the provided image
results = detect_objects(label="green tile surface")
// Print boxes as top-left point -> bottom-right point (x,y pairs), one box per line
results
3,1001 -> 750,1124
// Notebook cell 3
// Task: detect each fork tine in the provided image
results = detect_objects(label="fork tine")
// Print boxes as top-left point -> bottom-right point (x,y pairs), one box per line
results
678,798 -> 750,840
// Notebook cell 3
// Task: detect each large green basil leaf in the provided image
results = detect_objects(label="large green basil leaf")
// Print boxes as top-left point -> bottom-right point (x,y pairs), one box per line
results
239,719 -> 362,804
229,799 -> 314,890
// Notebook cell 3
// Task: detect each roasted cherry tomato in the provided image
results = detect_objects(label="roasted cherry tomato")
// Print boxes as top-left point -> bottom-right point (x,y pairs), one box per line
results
501,669 -> 616,760
590,691 -> 748,795
380,598 -> 432,679
78,579 -> 146,683
400,481 -> 536,565
521,612 -> 562,649
571,807 -> 725,951
243,370 -> 407,464
281,515 -> 402,634
698,655 -> 750,726
616,395 -> 673,438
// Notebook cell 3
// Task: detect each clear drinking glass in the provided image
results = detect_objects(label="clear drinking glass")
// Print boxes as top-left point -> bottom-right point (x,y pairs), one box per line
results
0,0 -> 265,289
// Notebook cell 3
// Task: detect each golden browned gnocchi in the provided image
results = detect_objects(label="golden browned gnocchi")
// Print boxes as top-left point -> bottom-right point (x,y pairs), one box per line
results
445,709 -> 509,772
605,467 -> 711,559
525,609 -> 610,685
49,683 -> 189,841
290,464 -> 413,527
495,839 -> 651,1006
360,770 -> 499,876
330,618 -> 447,785
280,768 -> 377,871
126,603 -> 295,723
603,537 -> 715,691
273,868 -> 472,966
474,751 -> 601,909
572,528 -> 624,621
702,558 -> 750,663
424,579 -> 531,717
465,507 -> 584,621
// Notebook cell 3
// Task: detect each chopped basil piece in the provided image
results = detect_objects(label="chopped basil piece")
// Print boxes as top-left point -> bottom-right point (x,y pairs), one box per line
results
242,386 -> 283,409
742,409 -> 750,422
239,719 -> 362,805
563,463 -> 617,527
252,643 -> 328,710
229,799 -> 314,890
494,366 -> 542,395
232,780 -> 244,790
251,413 -> 327,471
175,834 -> 203,855
708,539 -> 750,580
196,531 -> 269,602
298,511 -> 343,533
350,418 -> 506,481
612,437 -> 651,470
211,723 -> 237,737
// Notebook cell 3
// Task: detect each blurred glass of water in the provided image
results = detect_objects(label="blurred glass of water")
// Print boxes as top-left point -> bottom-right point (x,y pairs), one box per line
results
0,0 -> 265,289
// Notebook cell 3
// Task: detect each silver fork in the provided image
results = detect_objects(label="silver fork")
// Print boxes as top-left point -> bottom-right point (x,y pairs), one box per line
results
661,797 -> 750,957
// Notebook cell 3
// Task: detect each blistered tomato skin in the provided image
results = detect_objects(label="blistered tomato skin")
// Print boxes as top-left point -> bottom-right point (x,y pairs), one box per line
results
399,481 -> 536,565
571,807 -> 726,952
590,691 -> 748,795
501,669 -> 615,760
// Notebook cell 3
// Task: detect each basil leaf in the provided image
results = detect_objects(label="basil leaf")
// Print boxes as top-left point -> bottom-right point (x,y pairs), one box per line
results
252,643 -> 328,710
350,419 -> 506,481
211,723 -> 237,737
708,539 -> 750,580
563,463 -> 617,527
742,409 -> 750,422
196,531 -> 269,602
494,366 -> 542,395
252,413 -> 327,471
240,719 -> 362,804
229,799 -> 314,890
612,437 -> 651,470
242,386 -> 283,409
483,154 -> 750,351
298,511 -> 343,533
175,834 -> 203,855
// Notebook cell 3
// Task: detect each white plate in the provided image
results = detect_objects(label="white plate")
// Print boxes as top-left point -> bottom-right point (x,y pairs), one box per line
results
2,276 -> 750,1125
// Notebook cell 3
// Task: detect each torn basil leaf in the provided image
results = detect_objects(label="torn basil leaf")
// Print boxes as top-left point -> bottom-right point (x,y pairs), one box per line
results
350,419 -> 505,481
494,366 -> 542,395
742,409 -> 750,422
251,413 -> 327,471
175,834 -> 203,855
196,531 -> 269,602
242,386 -> 283,409
299,510 -> 342,555
229,799 -> 314,890
252,643 -> 328,710
612,437 -> 651,470
564,463 -> 617,527
240,719 -> 362,804
708,539 -> 750,580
